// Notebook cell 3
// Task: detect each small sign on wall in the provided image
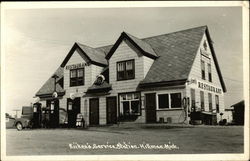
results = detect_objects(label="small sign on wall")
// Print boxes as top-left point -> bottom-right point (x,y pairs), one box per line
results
66,63 -> 88,70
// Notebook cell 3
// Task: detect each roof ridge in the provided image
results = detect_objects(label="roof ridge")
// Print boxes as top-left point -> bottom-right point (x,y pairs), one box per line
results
142,25 -> 207,40
94,25 -> 207,49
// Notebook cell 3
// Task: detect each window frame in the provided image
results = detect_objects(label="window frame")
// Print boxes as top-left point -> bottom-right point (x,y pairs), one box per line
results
207,63 -> 212,82
157,92 -> 183,110
69,68 -> 85,87
118,92 -> 141,116
208,93 -> 213,112
215,95 -> 219,113
200,91 -> 205,111
201,60 -> 206,80
116,59 -> 135,81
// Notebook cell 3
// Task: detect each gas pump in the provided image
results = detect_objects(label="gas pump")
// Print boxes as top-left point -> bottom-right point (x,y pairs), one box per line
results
49,99 -> 59,128
33,102 -> 42,128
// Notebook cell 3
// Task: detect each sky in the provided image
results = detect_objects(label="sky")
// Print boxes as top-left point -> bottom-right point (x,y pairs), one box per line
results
3,6 -> 244,116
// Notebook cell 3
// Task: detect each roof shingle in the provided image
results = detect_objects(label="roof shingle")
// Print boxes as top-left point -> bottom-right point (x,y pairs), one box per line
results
36,67 -> 65,96
140,26 -> 207,84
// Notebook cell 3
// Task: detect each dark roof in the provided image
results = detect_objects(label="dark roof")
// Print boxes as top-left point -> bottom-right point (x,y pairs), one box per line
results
105,32 -> 158,60
125,32 -> 158,57
36,26 -> 227,96
231,100 -> 244,107
140,26 -> 207,85
76,42 -> 108,66
60,43 -> 108,67
35,67 -> 65,96
87,81 -> 112,92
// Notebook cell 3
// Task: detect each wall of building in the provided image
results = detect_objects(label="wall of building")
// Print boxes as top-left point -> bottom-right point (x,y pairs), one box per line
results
187,33 -> 225,122
141,87 -> 187,124
109,39 -> 153,94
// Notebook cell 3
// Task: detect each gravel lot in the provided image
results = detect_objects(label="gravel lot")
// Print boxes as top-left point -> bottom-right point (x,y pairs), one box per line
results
6,124 -> 243,155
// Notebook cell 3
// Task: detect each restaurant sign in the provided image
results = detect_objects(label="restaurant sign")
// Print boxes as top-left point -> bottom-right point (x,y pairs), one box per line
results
198,81 -> 222,94
66,63 -> 88,70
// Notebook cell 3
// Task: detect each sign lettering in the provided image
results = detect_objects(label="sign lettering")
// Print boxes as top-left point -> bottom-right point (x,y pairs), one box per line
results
66,63 -> 88,70
198,81 -> 222,94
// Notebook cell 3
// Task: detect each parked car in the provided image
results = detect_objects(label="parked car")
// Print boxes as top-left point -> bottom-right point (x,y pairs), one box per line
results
14,106 -> 33,130
6,113 -> 15,129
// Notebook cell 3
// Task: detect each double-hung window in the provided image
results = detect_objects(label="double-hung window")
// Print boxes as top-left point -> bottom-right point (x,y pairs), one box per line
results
201,60 -> 206,80
117,59 -> 135,81
208,63 -> 212,82
120,93 -> 140,116
200,91 -> 205,111
70,68 -> 84,87
158,92 -> 182,109
215,95 -> 219,113
208,93 -> 212,112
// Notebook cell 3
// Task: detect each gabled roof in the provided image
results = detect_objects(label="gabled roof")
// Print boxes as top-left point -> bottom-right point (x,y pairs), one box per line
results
138,26 -> 226,92
139,26 -> 207,85
35,67 -> 65,96
231,100 -> 244,107
36,25 -> 226,97
60,42 -> 108,68
105,32 -> 158,60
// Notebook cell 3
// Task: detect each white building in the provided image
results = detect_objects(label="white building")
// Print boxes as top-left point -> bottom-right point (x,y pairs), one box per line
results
35,26 -> 227,127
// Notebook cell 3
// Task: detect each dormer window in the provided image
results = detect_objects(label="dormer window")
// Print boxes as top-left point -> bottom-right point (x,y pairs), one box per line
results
70,68 -> 84,87
117,59 -> 135,81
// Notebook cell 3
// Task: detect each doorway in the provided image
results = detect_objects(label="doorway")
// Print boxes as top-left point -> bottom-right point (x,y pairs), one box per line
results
67,97 -> 81,128
89,98 -> 99,126
106,97 -> 117,124
145,93 -> 156,123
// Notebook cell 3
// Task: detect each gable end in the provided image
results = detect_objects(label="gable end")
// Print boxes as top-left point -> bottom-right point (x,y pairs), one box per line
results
105,32 -> 158,60
60,43 -> 107,68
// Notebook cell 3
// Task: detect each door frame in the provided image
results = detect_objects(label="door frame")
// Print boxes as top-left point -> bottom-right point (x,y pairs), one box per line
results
89,98 -> 99,125
145,93 -> 157,123
106,96 -> 117,124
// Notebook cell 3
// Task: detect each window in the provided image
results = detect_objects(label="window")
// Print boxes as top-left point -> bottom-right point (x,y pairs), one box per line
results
208,93 -> 212,112
171,93 -> 182,108
215,95 -> 219,113
117,60 -> 135,81
191,89 -> 196,110
120,92 -> 140,116
200,91 -> 204,111
158,92 -> 182,109
201,60 -> 205,80
70,68 -> 84,87
158,94 -> 169,109
208,63 -> 212,82
203,41 -> 208,51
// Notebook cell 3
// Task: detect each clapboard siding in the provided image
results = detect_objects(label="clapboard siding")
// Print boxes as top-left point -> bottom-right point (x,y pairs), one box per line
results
187,33 -> 225,121
99,97 -> 106,125
188,34 -> 222,86
109,40 -> 153,94
143,56 -> 154,77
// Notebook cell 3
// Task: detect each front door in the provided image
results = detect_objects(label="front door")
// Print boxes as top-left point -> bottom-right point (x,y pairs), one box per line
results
106,97 -> 117,124
67,97 -> 81,128
89,98 -> 99,125
145,93 -> 156,123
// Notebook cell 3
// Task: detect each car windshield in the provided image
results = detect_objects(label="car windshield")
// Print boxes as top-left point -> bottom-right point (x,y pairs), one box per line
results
22,107 -> 33,115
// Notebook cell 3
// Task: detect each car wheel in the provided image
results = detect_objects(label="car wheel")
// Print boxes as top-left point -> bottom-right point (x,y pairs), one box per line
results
16,122 -> 23,131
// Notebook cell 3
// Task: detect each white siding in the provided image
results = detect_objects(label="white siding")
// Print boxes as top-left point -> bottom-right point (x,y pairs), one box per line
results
143,56 -> 154,77
187,34 -> 225,122
109,40 -> 153,94
61,49 -> 104,116
141,88 -> 187,124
